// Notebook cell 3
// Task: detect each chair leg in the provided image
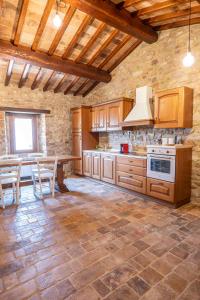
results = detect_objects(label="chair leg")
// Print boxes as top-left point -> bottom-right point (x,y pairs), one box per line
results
16,183 -> 20,205
0,184 -> 5,209
12,182 -> 15,203
51,178 -> 55,198
38,177 -> 43,199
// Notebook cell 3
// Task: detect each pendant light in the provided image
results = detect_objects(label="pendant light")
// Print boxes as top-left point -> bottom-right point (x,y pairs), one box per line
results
182,0 -> 195,67
53,0 -> 62,28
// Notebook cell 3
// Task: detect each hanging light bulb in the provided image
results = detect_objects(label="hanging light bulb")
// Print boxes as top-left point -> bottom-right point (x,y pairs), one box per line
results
53,0 -> 62,28
182,0 -> 195,67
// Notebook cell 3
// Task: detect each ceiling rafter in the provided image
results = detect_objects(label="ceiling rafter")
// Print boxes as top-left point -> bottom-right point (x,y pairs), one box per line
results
155,16 -> 200,30
18,63 -> 31,88
31,67 -> 44,90
48,6 -> 76,55
75,22 -> 106,62
14,0 -> 29,45
0,40 -> 111,83
31,0 -> 55,51
63,0 -> 158,43
43,71 -> 57,91
5,59 -> 14,86
62,14 -> 93,59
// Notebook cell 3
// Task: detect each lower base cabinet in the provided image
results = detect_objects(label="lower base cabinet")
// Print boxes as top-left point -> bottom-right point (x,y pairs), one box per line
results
101,153 -> 116,184
92,152 -> 101,180
147,178 -> 174,203
83,152 -> 92,177
116,171 -> 146,194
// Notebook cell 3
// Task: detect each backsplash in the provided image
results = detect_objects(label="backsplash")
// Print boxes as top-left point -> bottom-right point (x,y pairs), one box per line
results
99,128 -> 191,151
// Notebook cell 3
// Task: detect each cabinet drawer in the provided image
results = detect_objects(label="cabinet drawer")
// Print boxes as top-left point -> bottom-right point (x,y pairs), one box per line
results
117,163 -> 146,176
117,156 -> 146,167
116,171 -> 146,194
147,178 -> 174,203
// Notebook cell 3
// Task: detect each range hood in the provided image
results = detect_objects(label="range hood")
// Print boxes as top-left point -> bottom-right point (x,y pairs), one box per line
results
121,86 -> 154,127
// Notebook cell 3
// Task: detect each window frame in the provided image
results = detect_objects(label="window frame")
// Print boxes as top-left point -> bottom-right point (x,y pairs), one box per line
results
8,112 -> 39,154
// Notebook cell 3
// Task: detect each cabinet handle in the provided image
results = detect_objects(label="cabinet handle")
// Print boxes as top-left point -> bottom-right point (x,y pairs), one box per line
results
129,169 -> 133,172
129,175 -> 133,178
129,160 -> 133,163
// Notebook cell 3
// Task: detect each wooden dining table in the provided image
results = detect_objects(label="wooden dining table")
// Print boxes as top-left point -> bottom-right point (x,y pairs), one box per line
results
0,155 -> 81,193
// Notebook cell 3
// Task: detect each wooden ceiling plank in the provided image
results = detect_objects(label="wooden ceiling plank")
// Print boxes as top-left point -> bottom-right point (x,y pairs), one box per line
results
82,80 -> 99,97
18,63 -> 31,88
14,0 -> 29,45
155,16 -> 200,30
31,0 -> 55,51
149,5 -> 200,24
63,0 -> 158,43
87,29 -> 119,65
75,22 -> 106,62
98,35 -> 132,69
64,77 -> 80,94
48,6 -> 76,55
73,79 -> 89,95
62,14 -> 93,59
82,39 -> 141,97
54,74 -> 66,93
0,40 -> 111,83
31,67 -> 44,90
5,59 -> 14,86
43,71 -> 56,91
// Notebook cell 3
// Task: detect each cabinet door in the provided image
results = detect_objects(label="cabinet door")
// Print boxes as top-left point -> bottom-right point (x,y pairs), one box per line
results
107,101 -> 122,131
83,152 -> 92,176
116,171 -> 146,194
147,178 -> 174,202
97,106 -> 107,132
101,154 -> 116,184
92,153 -> 101,179
72,109 -> 82,132
72,133 -> 82,174
90,108 -> 97,132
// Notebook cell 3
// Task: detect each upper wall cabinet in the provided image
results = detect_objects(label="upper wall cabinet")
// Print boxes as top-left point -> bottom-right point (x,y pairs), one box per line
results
91,98 -> 133,132
154,87 -> 193,128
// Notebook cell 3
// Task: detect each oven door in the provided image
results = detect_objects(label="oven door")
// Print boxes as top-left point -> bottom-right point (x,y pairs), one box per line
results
147,154 -> 175,182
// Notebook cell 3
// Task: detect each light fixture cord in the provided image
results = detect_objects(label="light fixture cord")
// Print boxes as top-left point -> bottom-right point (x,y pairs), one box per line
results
188,0 -> 192,52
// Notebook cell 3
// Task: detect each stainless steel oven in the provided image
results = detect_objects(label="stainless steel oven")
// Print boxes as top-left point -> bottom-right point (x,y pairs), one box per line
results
147,146 -> 176,182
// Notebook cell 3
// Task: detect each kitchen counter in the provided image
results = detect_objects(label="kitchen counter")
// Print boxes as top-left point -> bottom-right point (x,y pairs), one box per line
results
83,149 -> 147,159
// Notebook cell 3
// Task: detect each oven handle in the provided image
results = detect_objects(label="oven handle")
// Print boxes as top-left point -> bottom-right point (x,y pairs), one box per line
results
147,154 -> 175,161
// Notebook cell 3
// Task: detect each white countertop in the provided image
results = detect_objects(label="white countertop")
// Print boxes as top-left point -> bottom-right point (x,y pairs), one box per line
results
83,149 -> 147,159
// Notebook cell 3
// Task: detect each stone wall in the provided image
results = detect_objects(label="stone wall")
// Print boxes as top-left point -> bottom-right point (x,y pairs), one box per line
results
83,25 -> 200,202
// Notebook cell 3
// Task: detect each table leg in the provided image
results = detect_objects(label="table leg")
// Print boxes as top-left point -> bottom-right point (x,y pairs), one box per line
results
56,162 -> 69,193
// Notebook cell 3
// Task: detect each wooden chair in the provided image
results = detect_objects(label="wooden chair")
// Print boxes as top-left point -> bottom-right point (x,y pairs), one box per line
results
0,160 -> 21,209
32,157 -> 57,199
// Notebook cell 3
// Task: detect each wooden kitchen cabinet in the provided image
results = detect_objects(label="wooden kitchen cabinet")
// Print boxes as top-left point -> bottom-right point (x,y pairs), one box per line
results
101,153 -> 116,184
147,178 -> 175,203
154,87 -> 193,128
83,152 -> 92,176
71,106 -> 98,175
92,152 -> 101,179
116,172 -> 146,194
91,98 -> 133,132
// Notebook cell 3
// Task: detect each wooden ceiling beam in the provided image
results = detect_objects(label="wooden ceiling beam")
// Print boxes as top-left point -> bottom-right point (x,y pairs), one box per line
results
0,40 -> 111,83
14,0 -> 29,45
54,74 -> 66,93
48,6 -> 76,55
5,59 -> 14,86
82,80 -> 99,97
63,0 -> 158,43
62,15 -> 93,59
18,63 -> 31,88
32,0 -> 55,51
31,67 -> 44,90
155,16 -> 200,30
73,79 -> 89,95
75,22 -> 106,62
64,77 -> 80,94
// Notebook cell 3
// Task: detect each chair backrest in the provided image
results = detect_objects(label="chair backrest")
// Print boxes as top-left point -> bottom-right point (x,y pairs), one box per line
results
0,160 -> 22,182
0,154 -> 19,160
36,157 -> 57,179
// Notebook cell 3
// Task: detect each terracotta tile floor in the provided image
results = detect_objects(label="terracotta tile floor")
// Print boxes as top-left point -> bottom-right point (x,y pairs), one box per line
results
0,177 -> 200,300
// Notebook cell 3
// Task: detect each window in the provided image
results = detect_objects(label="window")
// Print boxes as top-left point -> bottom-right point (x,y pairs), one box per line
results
8,113 -> 39,154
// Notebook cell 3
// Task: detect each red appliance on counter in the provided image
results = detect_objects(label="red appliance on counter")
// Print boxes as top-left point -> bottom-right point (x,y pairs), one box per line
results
120,143 -> 129,153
